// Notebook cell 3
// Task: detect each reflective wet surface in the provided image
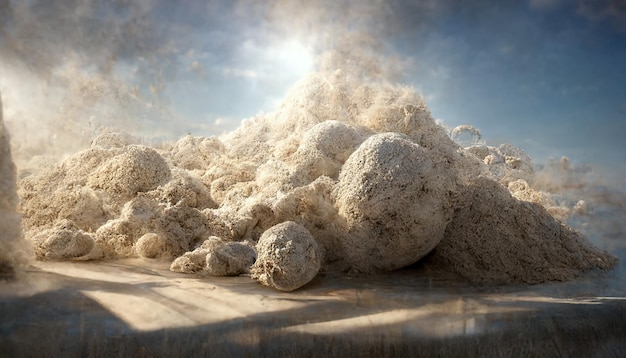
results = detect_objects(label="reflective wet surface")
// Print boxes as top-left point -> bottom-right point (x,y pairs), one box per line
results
2,257 -> 626,357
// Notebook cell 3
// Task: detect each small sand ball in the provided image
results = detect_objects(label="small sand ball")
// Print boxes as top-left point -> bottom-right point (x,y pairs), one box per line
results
333,132 -> 456,272
136,233 -> 178,259
156,203 -> 208,254
120,196 -> 162,223
87,145 -> 171,197
362,102 -> 453,151
251,221 -> 321,292
169,135 -> 225,170
32,220 -> 95,260
206,242 -> 257,276
147,172 -> 216,209
170,252 -> 206,274
169,237 -> 218,274
291,120 -> 363,179
203,208 -> 257,242
94,219 -> 136,258
209,175 -> 256,205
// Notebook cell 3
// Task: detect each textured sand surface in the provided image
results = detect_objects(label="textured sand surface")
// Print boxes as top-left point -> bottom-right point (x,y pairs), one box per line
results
8,72 -> 617,290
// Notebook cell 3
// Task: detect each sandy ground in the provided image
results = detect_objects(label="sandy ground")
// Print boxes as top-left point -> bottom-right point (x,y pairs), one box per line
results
1,258 -> 626,357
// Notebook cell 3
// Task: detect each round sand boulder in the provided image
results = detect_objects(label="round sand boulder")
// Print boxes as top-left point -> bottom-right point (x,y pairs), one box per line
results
87,145 -> 171,197
251,221 -> 321,291
333,132 -> 456,272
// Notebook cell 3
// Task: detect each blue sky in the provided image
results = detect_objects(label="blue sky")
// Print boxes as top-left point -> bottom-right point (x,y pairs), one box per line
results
161,0 -> 626,170
1,0 -> 625,175
399,0 -> 626,168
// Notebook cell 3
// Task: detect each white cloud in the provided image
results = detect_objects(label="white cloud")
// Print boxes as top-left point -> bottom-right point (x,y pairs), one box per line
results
221,67 -> 259,79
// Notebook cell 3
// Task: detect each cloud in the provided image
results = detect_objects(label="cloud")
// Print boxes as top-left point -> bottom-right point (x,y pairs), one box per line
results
578,0 -> 626,19
1,0 -> 623,178
529,0 -> 565,11
221,67 -> 259,79
578,0 -> 626,32
0,0 -> 444,157
0,1 -> 249,163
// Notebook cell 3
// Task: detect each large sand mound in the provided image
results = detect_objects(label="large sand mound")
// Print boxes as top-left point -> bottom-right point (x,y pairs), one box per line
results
9,71 -> 617,290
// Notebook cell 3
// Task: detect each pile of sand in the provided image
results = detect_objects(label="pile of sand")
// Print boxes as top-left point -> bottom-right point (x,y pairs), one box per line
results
11,71 -> 617,291
425,176 -> 616,284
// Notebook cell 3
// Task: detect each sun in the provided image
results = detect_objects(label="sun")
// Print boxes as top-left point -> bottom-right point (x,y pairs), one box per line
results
231,37 -> 315,82
268,38 -> 315,78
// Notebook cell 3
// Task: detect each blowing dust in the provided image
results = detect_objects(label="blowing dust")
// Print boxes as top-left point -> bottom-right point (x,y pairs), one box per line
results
2,68 -> 617,291
0,95 -> 29,278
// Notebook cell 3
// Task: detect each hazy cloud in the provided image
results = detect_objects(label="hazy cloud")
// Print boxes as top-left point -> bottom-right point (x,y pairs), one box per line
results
0,0 -> 624,174
578,0 -> 626,32
529,0 -> 566,11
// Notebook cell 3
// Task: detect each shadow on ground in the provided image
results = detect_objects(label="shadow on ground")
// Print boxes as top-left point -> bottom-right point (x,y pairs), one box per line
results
1,258 -> 626,357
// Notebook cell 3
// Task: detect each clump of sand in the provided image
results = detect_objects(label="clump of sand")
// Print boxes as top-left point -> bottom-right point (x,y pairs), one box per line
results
251,221 -> 321,291
31,220 -> 95,260
13,70 -> 617,290
167,135 -> 225,171
465,142 -> 535,186
87,145 -> 171,199
17,138 -> 215,262
205,240 -> 256,276
289,120 -> 363,180
169,236 -> 256,276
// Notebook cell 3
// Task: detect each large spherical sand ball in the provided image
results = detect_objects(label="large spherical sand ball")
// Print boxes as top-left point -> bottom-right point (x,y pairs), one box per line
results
334,132 -> 457,272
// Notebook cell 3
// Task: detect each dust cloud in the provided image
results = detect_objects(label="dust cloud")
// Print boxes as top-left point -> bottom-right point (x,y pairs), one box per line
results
0,93 -> 29,278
